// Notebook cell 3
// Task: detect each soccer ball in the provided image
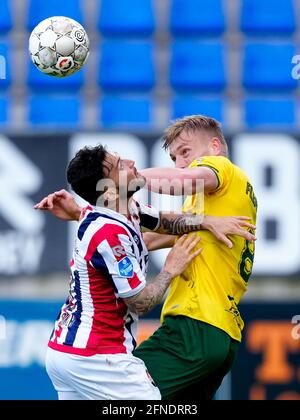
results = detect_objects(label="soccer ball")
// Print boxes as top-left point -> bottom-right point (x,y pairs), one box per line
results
29,16 -> 90,78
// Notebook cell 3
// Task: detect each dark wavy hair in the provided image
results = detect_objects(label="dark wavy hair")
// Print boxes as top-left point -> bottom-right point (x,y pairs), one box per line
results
66,145 -> 108,205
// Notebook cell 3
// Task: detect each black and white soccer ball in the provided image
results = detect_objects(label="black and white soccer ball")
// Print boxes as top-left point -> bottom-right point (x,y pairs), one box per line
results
29,16 -> 90,77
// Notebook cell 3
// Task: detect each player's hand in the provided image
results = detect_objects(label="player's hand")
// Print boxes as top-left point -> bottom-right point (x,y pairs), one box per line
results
34,189 -> 82,221
164,233 -> 203,278
202,215 -> 256,248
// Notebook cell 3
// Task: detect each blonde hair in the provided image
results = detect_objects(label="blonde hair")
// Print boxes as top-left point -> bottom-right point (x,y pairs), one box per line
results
163,115 -> 228,156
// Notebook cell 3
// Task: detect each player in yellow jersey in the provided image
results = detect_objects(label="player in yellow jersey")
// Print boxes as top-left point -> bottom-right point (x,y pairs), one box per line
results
35,115 -> 257,400
133,115 -> 258,400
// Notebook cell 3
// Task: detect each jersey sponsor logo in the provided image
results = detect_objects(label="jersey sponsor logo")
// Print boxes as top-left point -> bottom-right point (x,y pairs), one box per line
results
112,245 -> 126,258
118,256 -> 134,278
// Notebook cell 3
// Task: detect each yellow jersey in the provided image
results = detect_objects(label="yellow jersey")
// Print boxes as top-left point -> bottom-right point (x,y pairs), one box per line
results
161,156 -> 257,342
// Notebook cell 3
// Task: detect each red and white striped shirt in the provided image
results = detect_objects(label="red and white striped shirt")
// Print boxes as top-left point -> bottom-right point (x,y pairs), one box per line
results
48,201 -> 160,356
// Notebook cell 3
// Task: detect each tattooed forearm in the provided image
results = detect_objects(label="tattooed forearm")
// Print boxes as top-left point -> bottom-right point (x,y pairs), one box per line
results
160,214 -> 203,235
124,270 -> 173,316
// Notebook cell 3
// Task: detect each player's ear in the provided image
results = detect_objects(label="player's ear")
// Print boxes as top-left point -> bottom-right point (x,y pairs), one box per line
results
209,137 -> 222,155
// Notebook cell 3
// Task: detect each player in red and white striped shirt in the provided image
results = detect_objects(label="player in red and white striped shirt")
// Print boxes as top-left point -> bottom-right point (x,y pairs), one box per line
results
44,145 -> 203,400
49,202 -> 161,356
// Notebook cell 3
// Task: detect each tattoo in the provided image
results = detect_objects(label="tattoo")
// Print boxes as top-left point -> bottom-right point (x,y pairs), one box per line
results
125,271 -> 173,316
161,214 -> 202,235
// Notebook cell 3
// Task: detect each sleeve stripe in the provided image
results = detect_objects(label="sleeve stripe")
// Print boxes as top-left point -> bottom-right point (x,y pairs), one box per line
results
139,202 -> 160,231
197,164 -> 221,189
140,212 -> 160,231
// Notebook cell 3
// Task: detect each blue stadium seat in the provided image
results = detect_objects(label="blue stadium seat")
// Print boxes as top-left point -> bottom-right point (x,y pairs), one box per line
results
170,41 -> 226,91
241,0 -> 296,35
27,0 -> 84,30
245,98 -> 296,129
0,0 -> 12,33
170,0 -> 225,36
100,96 -> 153,128
243,43 -> 297,91
28,62 -> 85,91
99,41 -> 155,91
0,98 -> 9,124
99,0 -> 155,36
29,95 -> 81,126
0,42 -> 11,89
172,96 -> 224,122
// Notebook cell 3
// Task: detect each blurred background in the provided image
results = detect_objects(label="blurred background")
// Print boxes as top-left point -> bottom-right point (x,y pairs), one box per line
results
0,0 -> 300,400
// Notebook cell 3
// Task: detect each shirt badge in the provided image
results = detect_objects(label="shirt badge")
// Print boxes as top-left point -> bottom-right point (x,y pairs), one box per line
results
118,256 -> 134,278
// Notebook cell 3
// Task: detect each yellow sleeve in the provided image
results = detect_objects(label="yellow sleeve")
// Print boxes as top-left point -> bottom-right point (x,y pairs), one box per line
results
189,156 -> 233,192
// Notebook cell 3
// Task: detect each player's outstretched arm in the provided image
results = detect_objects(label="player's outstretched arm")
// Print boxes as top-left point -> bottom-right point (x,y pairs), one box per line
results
140,166 -> 218,195
34,189 -> 82,221
124,234 -> 203,316
156,213 -> 202,235
155,213 -> 256,248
